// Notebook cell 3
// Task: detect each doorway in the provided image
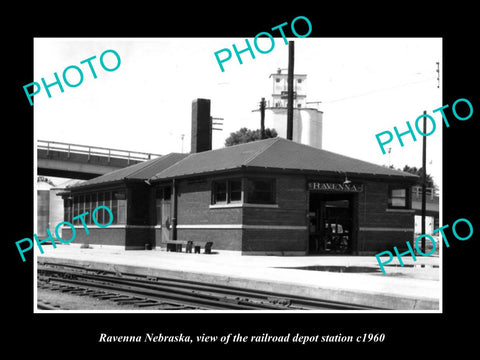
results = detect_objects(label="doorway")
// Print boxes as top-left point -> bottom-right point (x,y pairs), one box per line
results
155,186 -> 172,243
308,193 -> 354,254
161,200 -> 171,242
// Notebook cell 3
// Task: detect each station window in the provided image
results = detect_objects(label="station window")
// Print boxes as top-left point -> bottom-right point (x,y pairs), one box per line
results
111,190 -> 126,225
97,192 -> 105,224
388,186 -> 410,209
73,195 -> 81,224
90,193 -> 97,223
64,198 -> 72,224
246,178 -> 276,205
84,194 -> 91,224
229,179 -> 242,202
211,179 -> 242,204
115,191 -> 126,224
67,190 -> 126,226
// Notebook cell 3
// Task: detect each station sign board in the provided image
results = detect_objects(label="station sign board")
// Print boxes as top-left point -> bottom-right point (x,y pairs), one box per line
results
308,182 -> 363,192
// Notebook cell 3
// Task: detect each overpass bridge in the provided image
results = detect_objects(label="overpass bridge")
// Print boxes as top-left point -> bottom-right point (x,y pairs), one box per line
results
411,186 -> 439,214
37,140 -> 162,180
411,186 -> 440,230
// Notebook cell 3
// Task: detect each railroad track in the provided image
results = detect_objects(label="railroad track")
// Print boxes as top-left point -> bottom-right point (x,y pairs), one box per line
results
37,262 -> 379,311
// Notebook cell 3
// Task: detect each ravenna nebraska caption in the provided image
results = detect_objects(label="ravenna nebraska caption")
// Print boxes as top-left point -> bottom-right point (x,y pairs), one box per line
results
99,333 -> 193,343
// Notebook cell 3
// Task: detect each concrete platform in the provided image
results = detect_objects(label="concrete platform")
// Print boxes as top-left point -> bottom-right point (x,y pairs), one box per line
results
35,244 -> 441,311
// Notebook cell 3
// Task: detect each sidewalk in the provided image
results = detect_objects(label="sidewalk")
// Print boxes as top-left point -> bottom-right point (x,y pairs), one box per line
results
36,244 -> 441,311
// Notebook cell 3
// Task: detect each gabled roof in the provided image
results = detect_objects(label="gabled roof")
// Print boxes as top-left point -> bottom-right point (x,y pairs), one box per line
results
67,152 -> 188,190
150,137 -> 418,181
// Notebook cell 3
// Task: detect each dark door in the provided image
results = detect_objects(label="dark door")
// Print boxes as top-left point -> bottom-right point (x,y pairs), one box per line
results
155,187 -> 172,244
309,193 -> 353,254
321,199 -> 351,254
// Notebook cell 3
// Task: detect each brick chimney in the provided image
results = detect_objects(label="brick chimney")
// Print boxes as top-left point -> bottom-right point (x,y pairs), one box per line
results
190,98 -> 211,153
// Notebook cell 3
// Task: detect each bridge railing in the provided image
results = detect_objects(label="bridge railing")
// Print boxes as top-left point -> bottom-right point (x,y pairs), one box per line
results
411,186 -> 439,201
38,140 -> 162,164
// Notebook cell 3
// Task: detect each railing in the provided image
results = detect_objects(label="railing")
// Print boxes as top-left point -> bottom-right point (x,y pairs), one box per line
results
38,140 -> 161,164
411,186 -> 438,200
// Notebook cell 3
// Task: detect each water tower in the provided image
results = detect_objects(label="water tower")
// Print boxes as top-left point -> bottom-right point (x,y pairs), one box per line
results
259,69 -> 323,149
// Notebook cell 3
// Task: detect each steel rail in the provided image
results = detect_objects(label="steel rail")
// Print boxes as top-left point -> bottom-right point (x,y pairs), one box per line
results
38,262 -> 381,310
37,301 -> 63,310
41,276 -> 262,310
39,269 -> 299,310
38,279 -> 203,310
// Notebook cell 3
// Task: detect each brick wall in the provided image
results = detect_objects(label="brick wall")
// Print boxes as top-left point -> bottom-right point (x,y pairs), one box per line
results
357,179 -> 415,254
177,228 -> 242,251
357,230 -> 413,254
170,178 -> 243,250
158,174 -> 415,255
242,229 -> 307,255
62,227 -> 126,247
172,174 -> 309,253
63,226 -> 155,250
177,179 -> 242,225
242,174 -> 308,254
126,227 -> 155,250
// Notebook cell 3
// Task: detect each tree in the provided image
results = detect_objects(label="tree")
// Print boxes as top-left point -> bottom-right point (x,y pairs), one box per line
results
385,164 -> 437,193
401,165 -> 435,188
225,127 -> 278,146
37,176 -> 55,186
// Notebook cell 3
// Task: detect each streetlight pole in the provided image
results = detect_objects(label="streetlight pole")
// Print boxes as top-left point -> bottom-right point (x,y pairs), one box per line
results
286,41 -> 294,141
421,110 -> 427,253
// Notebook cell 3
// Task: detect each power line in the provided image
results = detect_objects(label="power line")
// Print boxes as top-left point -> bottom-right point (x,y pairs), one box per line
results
321,76 -> 436,105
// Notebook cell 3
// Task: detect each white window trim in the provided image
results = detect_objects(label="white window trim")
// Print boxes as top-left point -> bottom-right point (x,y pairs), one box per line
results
209,203 -> 279,209
385,208 -> 415,213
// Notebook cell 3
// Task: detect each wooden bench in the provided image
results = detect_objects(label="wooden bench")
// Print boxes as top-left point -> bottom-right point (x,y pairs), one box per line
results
162,240 -> 189,252
193,241 -> 213,254
161,240 -> 213,254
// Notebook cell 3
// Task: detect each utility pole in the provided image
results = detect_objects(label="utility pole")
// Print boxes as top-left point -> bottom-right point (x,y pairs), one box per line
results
436,62 -> 440,89
421,110 -> 427,253
260,97 -> 266,139
171,178 -> 178,241
286,41 -> 294,140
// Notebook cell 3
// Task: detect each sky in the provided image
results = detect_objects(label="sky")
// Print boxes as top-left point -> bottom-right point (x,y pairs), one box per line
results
34,37 -> 442,188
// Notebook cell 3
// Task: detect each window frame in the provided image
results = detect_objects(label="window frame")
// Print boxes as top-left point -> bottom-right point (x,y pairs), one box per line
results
115,190 -> 126,225
387,186 -> 410,209
211,178 -> 243,205
228,179 -> 242,203
67,189 -> 127,226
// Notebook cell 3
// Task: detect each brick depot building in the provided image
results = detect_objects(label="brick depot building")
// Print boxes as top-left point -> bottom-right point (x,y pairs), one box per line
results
60,138 -> 418,255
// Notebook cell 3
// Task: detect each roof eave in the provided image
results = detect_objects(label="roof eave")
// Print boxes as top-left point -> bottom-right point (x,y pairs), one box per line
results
148,165 -> 419,183
63,179 -> 128,192
150,166 -> 246,183
238,165 -> 419,180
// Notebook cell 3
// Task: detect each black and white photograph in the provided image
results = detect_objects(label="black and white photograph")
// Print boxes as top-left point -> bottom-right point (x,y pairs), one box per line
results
32,36 -> 442,313
7,7 -> 478,354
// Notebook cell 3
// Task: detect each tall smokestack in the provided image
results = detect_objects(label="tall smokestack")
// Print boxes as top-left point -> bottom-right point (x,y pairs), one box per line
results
191,98 -> 211,153
286,41 -> 295,140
